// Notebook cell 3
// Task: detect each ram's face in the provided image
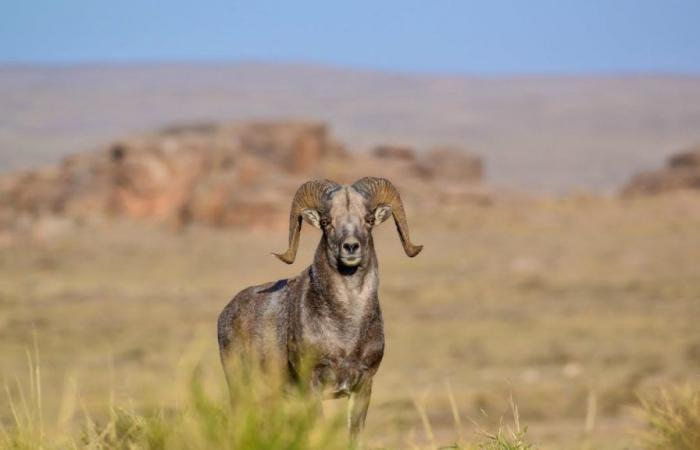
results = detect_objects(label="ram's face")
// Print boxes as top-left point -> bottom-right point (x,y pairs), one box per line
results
273,177 -> 422,266
302,186 -> 392,268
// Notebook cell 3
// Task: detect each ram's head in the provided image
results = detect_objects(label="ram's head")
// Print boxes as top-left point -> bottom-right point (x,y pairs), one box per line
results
274,177 -> 422,268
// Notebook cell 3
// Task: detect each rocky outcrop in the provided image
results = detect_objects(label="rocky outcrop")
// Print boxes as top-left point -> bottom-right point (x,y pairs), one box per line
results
419,147 -> 483,182
622,146 -> 700,196
372,145 -> 416,161
0,121 -> 486,235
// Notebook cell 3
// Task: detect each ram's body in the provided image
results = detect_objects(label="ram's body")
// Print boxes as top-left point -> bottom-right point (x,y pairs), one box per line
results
217,237 -> 384,398
217,178 -> 421,441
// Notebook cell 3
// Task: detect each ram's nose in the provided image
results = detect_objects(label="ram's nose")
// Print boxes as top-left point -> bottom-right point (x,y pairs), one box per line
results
342,238 -> 360,255
340,236 -> 362,267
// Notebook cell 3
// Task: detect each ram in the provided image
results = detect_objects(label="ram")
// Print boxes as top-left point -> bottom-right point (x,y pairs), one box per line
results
217,177 -> 422,441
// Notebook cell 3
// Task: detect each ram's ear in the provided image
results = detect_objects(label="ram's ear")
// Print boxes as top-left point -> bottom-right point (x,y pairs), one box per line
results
374,204 -> 392,225
301,209 -> 321,229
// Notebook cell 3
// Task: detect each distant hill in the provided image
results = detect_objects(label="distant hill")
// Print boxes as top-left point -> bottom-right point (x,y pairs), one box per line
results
1,62 -> 700,193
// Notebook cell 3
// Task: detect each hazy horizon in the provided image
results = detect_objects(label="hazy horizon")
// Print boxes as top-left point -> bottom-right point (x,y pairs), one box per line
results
3,2 -> 700,192
4,59 -> 700,77
2,62 -> 700,193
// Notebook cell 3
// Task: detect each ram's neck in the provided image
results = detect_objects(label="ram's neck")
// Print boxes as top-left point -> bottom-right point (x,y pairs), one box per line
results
310,238 -> 379,314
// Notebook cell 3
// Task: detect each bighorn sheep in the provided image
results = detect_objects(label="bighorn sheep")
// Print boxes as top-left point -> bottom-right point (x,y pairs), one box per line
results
217,177 -> 422,440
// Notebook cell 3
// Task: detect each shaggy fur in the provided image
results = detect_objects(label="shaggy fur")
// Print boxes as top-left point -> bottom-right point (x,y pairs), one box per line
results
217,179 -> 421,440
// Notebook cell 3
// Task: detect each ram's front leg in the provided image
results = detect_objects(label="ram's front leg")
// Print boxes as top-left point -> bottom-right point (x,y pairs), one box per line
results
307,363 -> 329,418
348,378 -> 372,447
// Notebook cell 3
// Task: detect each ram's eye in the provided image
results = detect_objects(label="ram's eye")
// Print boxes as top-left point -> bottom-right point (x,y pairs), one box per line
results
320,218 -> 330,228
365,214 -> 375,226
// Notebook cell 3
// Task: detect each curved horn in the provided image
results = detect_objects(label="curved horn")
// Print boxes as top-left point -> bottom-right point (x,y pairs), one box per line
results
352,177 -> 423,257
273,179 -> 339,264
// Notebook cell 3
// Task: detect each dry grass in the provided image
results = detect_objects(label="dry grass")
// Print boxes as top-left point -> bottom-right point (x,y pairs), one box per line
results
1,345 -> 349,450
0,344 -> 534,450
1,193 -> 700,448
639,385 -> 700,450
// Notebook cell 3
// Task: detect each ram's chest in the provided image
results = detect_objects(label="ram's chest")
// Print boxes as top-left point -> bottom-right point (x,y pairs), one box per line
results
302,306 -> 372,397
302,289 -> 370,359
304,297 -> 369,358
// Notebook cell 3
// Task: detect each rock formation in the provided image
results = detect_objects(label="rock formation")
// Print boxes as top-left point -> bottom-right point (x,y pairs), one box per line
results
622,145 -> 700,196
0,121 -> 485,235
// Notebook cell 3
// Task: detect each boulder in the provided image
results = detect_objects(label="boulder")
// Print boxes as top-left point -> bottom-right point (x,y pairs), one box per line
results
372,145 -> 416,161
622,146 -> 700,196
669,147 -> 700,169
419,146 -> 483,182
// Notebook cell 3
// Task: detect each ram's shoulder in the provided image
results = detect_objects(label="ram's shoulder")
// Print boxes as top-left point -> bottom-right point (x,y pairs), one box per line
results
254,278 -> 290,294
242,271 -> 308,300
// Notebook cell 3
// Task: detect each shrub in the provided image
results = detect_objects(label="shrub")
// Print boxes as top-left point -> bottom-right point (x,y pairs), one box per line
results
2,352 -> 347,450
640,385 -> 700,450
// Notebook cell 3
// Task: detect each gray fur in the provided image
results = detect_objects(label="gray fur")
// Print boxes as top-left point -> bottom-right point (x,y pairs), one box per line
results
217,183 -> 417,441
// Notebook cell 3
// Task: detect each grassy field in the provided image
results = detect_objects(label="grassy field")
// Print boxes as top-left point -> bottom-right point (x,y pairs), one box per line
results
1,192 -> 700,449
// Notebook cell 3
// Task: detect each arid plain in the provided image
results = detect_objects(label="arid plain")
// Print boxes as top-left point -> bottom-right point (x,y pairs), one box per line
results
2,193 -> 700,448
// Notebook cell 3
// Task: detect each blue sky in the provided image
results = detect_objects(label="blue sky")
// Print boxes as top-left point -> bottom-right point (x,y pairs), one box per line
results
1,0 -> 700,74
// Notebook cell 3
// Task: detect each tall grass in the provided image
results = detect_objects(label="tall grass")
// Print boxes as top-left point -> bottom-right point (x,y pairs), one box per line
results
77,368 -> 347,450
412,384 -> 535,450
639,385 -> 700,450
474,395 -> 534,450
1,348 -> 348,450
0,346 -> 537,450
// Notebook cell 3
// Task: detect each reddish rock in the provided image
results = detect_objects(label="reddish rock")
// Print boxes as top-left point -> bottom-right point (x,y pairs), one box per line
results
622,146 -> 700,196
419,146 -> 483,182
0,121 -> 488,234
372,145 -> 416,161
669,147 -> 700,169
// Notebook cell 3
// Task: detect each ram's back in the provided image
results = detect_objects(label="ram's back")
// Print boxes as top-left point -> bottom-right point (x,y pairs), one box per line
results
217,274 -> 305,372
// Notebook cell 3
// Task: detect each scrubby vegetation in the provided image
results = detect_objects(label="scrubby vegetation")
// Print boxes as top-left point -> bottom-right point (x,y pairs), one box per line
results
0,348 -> 536,450
640,385 -> 700,450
